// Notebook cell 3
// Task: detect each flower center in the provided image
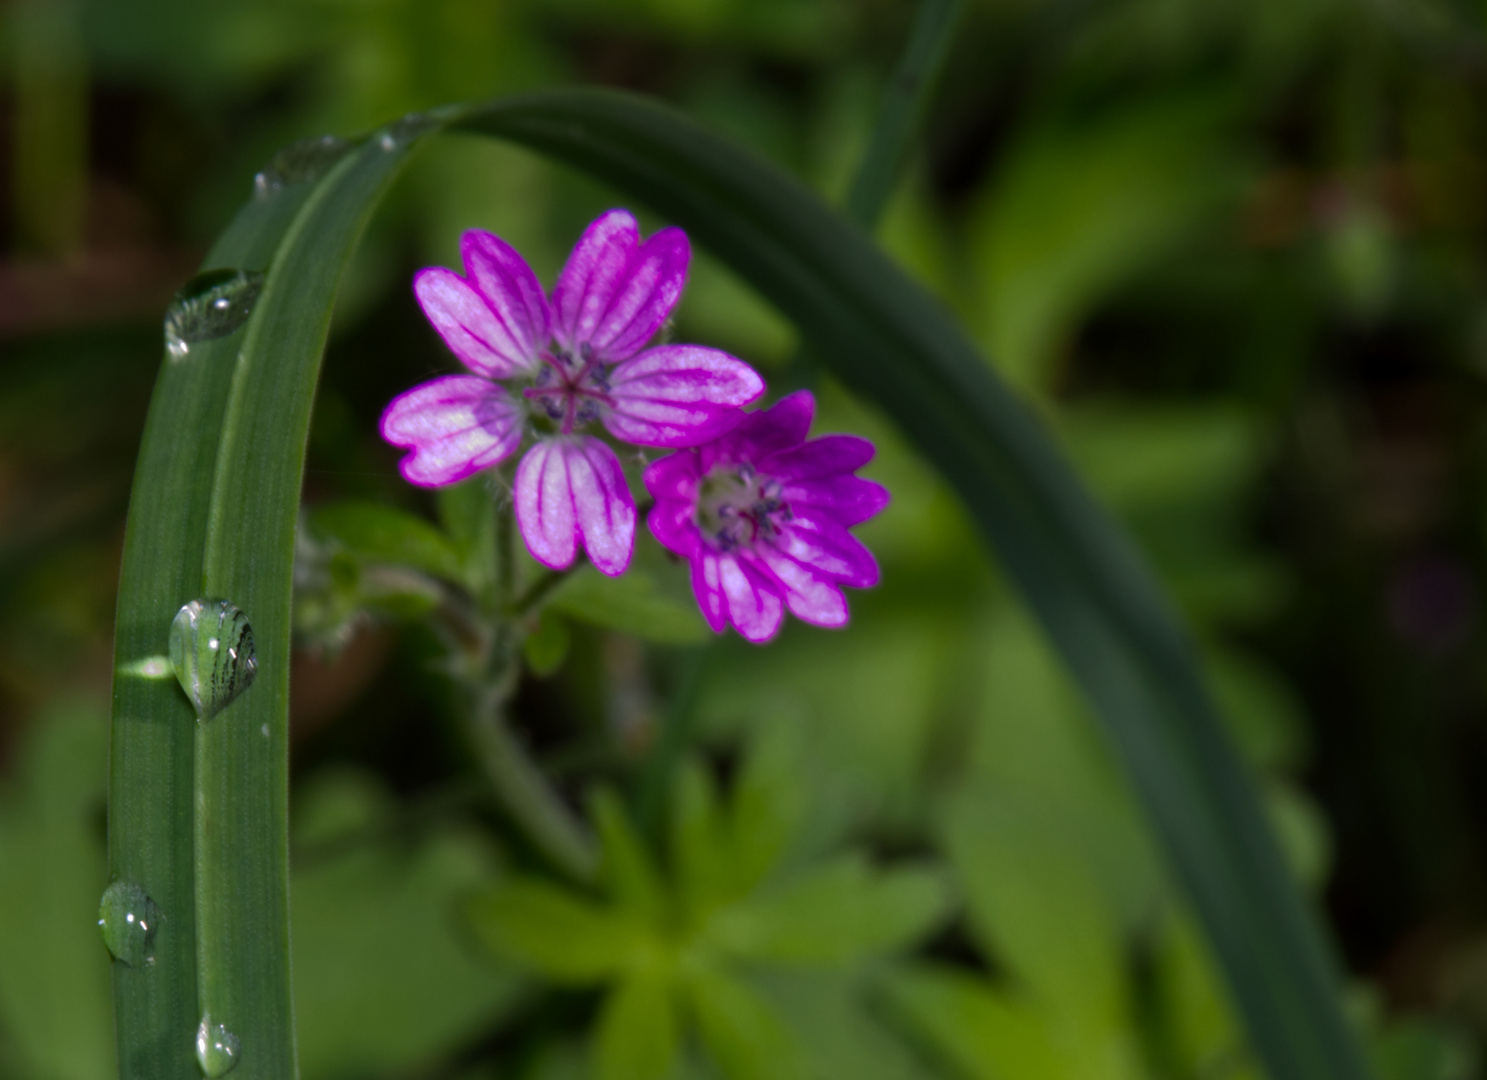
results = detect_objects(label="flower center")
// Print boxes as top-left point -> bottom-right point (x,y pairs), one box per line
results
523,342 -> 614,434
695,463 -> 790,553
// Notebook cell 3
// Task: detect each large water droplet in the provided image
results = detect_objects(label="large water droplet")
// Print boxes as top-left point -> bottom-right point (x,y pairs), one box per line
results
164,270 -> 265,360
98,880 -> 162,967
195,1015 -> 240,1077
253,134 -> 351,197
169,600 -> 257,721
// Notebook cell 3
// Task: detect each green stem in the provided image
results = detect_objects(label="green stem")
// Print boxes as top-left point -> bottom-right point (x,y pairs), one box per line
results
464,677 -> 598,883
509,566 -> 570,617
844,0 -> 964,229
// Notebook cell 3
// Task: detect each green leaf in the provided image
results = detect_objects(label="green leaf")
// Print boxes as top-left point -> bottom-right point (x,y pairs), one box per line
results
546,565 -> 710,644
590,787 -> 667,923
724,722 -> 805,895
466,878 -> 649,984
437,476 -> 498,603
884,963 -> 1067,1080
671,761 -> 733,925
0,703 -> 114,1080
308,500 -> 465,583
596,971 -> 682,1080
523,607 -> 572,677
705,856 -> 949,965
683,964 -> 806,1080
455,88 -> 1370,1080
291,769 -> 527,1079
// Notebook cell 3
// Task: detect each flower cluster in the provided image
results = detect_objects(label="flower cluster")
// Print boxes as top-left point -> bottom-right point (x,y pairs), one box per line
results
382,211 -> 887,641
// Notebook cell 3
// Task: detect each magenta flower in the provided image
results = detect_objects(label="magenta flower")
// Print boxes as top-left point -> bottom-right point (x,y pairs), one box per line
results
644,390 -> 889,643
380,210 -> 766,576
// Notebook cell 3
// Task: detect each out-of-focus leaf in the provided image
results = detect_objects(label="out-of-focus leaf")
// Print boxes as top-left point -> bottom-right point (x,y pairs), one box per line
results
884,963 -> 1066,1080
466,878 -> 651,984
291,769 -> 526,1080
591,788 -> 667,922
973,98 -> 1238,388
684,964 -> 807,1080
705,856 -> 949,965
309,500 -> 465,582
523,608 -> 572,677
754,970 -> 931,1080
596,970 -> 682,1080
546,565 -> 710,644
944,787 -> 1141,1080
725,722 -> 806,893
672,761 -> 734,924
0,702 -> 113,1080
437,477 -> 497,603
1372,1018 -> 1479,1080
1153,913 -> 1259,1080
1265,779 -> 1333,890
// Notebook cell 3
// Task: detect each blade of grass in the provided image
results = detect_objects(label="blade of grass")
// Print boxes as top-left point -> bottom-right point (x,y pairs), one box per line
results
193,120 -> 438,1079
845,0 -> 964,229
108,184 -> 323,1079
453,89 -> 1374,1080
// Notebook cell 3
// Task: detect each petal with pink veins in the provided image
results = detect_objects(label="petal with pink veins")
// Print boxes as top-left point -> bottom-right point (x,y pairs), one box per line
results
777,476 -> 890,526
720,556 -> 785,643
551,210 -> 636,352
461,229 -> 549,356
755,545 -> 850,627
642,449 -> 702,503
414,267 -> 539,379
690,551 -> 730,634
605,346 -> 764,447
379,375 -> 522,486
647,498 -> 701,559
776,510 -> 880,588
514,436 -> 635,576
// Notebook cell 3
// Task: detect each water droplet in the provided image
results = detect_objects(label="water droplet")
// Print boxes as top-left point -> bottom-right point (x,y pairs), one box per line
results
253,134 -> 351,197
169,600 -> 257,721
195,1015 -> 240,1077
164,270 -> 265,360
376,110 -> 439,151
98,880 -> 162,967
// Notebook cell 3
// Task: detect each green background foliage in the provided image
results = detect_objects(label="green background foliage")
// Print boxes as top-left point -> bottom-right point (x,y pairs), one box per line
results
5,0 -> 1487,1078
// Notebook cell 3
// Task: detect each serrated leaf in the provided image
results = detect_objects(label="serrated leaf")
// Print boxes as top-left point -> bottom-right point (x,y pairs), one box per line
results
466,878 -> 650,984
547,566 -> 709,644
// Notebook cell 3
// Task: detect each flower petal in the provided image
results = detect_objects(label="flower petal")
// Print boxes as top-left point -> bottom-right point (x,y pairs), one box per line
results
776,509 -> 880,588
777,476 -> 890,526
462,229 -> 549,355
760,435 -> 875,480
701,389 -> 814,472
414,263 -> 539,379
720,555 -> 785,643
552,210 -> 690,361
514,437 -> 635,576
690,551 -> 729,634
379,376 -> 522,486
754,545 -> 850,628
642,448 -> 702,503
604,346 -> 765,448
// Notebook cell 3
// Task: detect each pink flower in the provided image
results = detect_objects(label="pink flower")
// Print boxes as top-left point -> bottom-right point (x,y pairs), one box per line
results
380,210 -> 766,577
644,390 -> 889,643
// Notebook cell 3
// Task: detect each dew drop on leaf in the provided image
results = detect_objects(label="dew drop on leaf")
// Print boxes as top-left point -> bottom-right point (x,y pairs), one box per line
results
376,110 -> 440,151
169,599 -> 258,721
253,134 -> 351,197
98,880 -> 162,968
164,269 -> 265,360
195,1015 -> 240,1077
